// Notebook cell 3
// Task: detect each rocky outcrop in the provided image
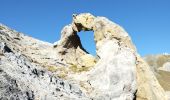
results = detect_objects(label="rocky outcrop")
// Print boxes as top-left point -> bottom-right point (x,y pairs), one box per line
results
53,13 -> 167,100
53,13 -> 137,99
0,13 -> 167,100
144,54 -> 170,90
144,54 -> 170,72
0,24 -> 87,100
136,55 -> 167,100
144,54 -> 170,99
159,62 -> 170,72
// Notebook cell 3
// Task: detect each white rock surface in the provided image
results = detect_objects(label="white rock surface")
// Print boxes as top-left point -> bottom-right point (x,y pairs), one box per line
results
166,91 -> 170,100
159,62 -> 170,72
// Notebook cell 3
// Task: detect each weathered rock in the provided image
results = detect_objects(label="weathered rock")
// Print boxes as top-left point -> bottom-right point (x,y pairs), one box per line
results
0,24 -> 87,100
144,54 -> 170,72
166,91 -> 170,100
159,62 -> 170,72
144,54 -> 170,98
54,13 -> 167,100
0,13 -> 168,100
136,55 -> 167,100
71,14 -> 137,99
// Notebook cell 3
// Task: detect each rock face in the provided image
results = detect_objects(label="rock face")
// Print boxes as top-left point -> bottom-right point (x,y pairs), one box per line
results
0,13 -> 167,100
0,24 -> 86,100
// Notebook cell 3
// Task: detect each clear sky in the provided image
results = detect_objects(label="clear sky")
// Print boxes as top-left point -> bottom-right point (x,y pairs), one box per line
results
0,0 -> 170,56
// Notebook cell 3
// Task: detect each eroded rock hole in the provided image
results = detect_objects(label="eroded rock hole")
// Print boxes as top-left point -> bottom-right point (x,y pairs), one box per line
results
78,31 -> 96,56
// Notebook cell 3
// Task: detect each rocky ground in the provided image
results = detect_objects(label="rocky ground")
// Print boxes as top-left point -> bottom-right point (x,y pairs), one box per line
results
0,13 -> 168,100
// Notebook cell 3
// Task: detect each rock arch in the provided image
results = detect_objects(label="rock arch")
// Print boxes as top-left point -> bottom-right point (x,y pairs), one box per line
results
54,13 -> 137,99
54,13 -> 167,100
54,13 -> 135,66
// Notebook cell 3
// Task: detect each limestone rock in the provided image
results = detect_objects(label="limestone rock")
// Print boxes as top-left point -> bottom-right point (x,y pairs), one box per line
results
0,24 -> 87,100
144,54 -> 170,98
136,55 -> 167,100
166,91 -> 170,100
144,54 -> 170,72
0,13 -> 168,100
159,62 -> 170,72
78,54 -> 96,68
54,13 -> 167,100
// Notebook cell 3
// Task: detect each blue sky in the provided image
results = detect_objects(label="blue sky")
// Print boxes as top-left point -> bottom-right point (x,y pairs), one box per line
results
0,0 -> 170,56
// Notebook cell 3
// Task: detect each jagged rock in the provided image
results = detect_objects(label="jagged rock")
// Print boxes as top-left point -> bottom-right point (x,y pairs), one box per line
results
0,13 -> 168,100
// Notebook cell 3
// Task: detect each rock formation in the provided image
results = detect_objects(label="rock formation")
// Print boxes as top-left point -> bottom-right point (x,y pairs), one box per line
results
0,13 -> 167,100
144,54 -> 170,72
144,54 -> 170,99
